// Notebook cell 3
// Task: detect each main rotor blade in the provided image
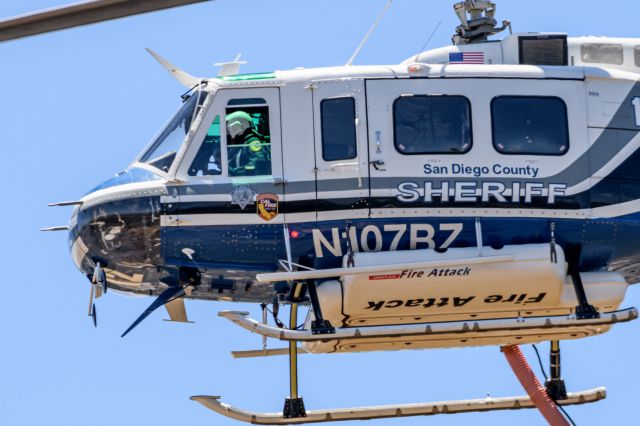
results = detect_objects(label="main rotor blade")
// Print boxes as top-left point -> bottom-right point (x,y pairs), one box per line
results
0,0 -> 213,42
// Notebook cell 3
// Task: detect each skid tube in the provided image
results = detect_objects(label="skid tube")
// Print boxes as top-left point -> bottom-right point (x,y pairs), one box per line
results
191,388 -> 606,424
218,308 -> 638,342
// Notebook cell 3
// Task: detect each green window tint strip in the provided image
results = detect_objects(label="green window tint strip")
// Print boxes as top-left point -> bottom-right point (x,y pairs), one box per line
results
208,115 -> 220,137
219,72 -> 276,81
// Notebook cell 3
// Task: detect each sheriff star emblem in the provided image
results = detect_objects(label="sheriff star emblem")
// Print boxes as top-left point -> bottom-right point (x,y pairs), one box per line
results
229,185 -> 257,210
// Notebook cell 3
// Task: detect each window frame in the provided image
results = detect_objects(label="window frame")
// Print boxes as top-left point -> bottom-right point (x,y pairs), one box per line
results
174,87 -> 284,185
635,46 -> 640,68
320,96 -> 358,162
224,100 -> 273,177
491,95 -> 570,157
136,91 -> 207,174
392,94 -> 473,156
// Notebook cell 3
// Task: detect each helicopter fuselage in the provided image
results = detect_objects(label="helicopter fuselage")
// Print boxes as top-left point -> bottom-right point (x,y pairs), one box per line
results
68,46 -> 640,306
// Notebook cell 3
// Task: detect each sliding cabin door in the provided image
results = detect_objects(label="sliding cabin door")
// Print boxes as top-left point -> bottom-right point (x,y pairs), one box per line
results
311,79 -> 369,222
365,77 -> 588,251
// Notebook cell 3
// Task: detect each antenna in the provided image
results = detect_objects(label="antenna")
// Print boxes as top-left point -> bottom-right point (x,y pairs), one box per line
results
215,53 -> 247,76
346,0 -> 393,66
411,21 -> 443,63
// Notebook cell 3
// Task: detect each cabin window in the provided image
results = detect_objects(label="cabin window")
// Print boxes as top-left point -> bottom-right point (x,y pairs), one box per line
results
492,96 -> 569,156
189,115 -> 222,176
393,95 -> 472,155
321,97 -> 357,161
635,46 -> 640,67
581,43 -> 624,65
225,98 -> 272,177
140,91 -> 207,173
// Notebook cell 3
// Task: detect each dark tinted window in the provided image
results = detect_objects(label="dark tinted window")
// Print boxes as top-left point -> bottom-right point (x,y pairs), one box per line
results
519,35 -> 568,66
321,97 -> 357,161
581,43 -> 624,65
228,98 -> 266,106
635,46 -> 640,67
492,96 -> 569,156
394,96 -> 471,155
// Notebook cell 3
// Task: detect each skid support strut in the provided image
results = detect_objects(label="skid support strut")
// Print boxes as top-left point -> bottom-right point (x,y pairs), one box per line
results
545,340 -> 568,401
283,283 -> 306,419
306,280 -> 335,335
566,245 -> 600,319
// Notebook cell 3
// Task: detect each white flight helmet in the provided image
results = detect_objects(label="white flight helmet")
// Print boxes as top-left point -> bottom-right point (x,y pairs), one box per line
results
226,111 -> 253,139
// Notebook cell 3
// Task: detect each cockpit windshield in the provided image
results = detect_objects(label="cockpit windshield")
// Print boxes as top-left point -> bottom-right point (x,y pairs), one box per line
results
138,91 -> 207,173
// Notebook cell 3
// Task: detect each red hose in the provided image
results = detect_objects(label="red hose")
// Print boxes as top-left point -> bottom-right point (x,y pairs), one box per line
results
501,345 -> 569,426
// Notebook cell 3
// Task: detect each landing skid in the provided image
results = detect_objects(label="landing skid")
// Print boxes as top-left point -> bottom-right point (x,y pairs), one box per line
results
191,388 -> 606,425
218,308 -> 638,344
207,232 -> 624,424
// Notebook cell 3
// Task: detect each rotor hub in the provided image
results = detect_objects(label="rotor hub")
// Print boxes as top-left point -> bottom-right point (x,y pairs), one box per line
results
452,0 -> 510,45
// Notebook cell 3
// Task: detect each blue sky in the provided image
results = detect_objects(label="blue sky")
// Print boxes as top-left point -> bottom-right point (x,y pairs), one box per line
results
1,1 -> 639,425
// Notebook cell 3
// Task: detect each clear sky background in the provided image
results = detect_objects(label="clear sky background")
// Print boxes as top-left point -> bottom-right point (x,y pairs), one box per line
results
1,1 -> 639,425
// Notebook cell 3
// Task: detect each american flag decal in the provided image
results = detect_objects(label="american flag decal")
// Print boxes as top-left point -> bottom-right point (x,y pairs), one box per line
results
449,52 -> 485,64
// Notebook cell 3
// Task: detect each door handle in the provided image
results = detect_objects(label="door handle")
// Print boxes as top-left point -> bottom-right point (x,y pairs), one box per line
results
369,160 -> 386,171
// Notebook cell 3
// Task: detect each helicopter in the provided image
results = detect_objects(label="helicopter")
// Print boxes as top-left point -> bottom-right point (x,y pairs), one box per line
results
4,0 -> 640,424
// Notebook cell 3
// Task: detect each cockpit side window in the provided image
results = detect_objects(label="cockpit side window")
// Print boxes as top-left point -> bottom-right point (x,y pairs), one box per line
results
635,46 -> 640,67
140,92 -> 206,173
225,98 -> 272,177
188,115 -> 222,176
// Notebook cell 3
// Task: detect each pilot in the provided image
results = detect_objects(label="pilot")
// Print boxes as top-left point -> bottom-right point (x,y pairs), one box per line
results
226,111 -> 270,176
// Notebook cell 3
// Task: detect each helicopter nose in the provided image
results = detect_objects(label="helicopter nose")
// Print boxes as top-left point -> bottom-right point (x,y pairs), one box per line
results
68,205 -> 87,272
67,171 -> 165,290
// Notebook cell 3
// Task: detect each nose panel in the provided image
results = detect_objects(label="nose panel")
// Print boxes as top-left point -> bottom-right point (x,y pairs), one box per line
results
70,194 -> 163,292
